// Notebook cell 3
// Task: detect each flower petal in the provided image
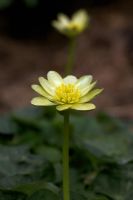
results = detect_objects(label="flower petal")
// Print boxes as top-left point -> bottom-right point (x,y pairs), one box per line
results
79,88 -> 103,103
52,21 -> 63,32
39,77 -> 55,96
72,10 -> 89,29
56,104 -> 72,111
52,14 -> 69,32
63,75 -> 77,84
31,84 -> 52,99
71,103 -> 96,110
76,75 -> 93,90
31,97 -> 55,106
80,81 -> 97,96
58,14 -> 70,25
47,71 -> 63,87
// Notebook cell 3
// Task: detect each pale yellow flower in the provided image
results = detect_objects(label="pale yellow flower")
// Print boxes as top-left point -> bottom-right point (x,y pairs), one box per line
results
31,71 -> 103,111
52,9 -> 90,37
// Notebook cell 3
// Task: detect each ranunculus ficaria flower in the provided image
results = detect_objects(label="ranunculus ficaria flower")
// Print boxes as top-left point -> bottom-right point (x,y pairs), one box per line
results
52,9 -> 90,37
31,71 -> 103,111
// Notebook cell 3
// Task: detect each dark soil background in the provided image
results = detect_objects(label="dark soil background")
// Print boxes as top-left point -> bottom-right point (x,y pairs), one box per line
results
0,0 -> 133,118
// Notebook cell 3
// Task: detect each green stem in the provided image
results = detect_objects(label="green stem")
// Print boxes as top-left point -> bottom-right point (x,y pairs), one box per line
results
63,111 -> 70,200
65,37 -> 76,75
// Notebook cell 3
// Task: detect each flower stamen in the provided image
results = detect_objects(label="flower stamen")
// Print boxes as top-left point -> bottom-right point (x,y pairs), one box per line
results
55,84 -> 80,104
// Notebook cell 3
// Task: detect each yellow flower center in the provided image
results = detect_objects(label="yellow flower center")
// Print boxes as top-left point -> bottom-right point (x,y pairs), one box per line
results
55,84 -> 80,104
68,23 -> 80,31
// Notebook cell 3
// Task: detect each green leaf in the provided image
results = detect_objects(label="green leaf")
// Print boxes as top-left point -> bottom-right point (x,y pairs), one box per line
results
14,181 -> 59,196
92,163 -> 133,200
12,107 -> 44,120
71,188 -> 109,200
0,145 -> 49,189
36,145 -> 61,163
72,114 -> 133,164
27,189 -> 60,200
0,190 -> 27,200
70,168 -> 109,200
12,108 -> 61,147
0,115 -> 16,135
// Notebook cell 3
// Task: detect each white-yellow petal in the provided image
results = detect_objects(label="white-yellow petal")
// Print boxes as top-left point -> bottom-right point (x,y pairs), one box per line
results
72,10 -> 89,29
80,81 -> 96,96
39,77 -> 55,96
31,70 -> 102,111
71,103 -> 96,110
52,14 -> 69,32
56,104 -> 72,111
52,21 -> 63,31
47,71 -> 63,87
80,89 -> 103,103
63,75 -> 77,84
31,84 -> 52,99
58,14 -> 70,25
31,97 -> 55,106
76,75 -> 92,90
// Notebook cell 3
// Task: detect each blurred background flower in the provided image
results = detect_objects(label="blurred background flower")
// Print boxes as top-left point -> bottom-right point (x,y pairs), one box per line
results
52,10 -> 89,37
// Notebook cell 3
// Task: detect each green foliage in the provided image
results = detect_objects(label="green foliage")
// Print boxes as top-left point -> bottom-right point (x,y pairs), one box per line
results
72,113 -> 133,165
27,189 -> 59,200
0,190 -> 27,200
92,164 -> 133,200
0,106 -> 133,199
0,0 -> 13,9
0,0 -> 39,9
